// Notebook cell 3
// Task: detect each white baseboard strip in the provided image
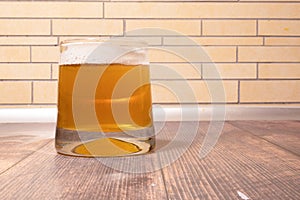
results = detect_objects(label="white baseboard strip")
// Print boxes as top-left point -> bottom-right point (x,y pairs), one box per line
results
0,105 -> 299,123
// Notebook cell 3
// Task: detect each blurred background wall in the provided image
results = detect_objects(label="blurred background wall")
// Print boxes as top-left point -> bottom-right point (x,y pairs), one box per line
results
0,1 -> 299,108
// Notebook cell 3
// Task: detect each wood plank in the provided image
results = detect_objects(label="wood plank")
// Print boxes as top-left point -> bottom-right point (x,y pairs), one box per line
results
0,123 -> 55,173
230,120 -> 300,155
159,122 -> 300,200
0,140 -> 167,199
0,121 -> 299,199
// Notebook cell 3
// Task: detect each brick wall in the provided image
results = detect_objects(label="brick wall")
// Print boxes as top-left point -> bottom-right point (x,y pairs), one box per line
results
0,1 -> 299,107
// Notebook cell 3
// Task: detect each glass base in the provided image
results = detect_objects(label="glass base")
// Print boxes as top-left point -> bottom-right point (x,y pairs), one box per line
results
55,127 -> 155,157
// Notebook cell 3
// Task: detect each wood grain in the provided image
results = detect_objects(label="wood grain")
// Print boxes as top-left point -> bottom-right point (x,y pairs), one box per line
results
0,123 -> 54,173
230,120 -> 300,155
0,122 -> 299,200
159,122 -> 300,200
0,122 -> 172,199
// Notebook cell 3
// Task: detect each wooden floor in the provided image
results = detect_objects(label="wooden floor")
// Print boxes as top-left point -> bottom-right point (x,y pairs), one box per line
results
0,121 -> 299,199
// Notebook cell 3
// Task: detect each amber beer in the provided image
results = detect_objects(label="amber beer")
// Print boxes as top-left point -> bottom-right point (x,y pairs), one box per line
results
55,39 -> 155,157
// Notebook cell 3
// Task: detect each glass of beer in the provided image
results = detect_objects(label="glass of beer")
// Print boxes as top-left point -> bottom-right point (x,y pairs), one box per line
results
55,38 -> 155,157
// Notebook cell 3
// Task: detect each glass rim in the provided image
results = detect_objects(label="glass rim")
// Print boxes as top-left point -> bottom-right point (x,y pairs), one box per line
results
60,37 -> 148,47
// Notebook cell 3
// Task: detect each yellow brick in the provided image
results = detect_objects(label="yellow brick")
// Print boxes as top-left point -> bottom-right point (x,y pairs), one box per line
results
33,81 -> 58,103
164,37 -> 263,46
240,80 -> 300,102
259,20 -> 300,36
0,81 -> 31,103
31,46 -> 59,62
52,64 -> 59,79
265,37 -> 300,45
238,47 -> 300,62
0,19 -> 50,35
193,80 -> 238,103
0,105 -> 57,109
203,20 -> 256,36
0,37 -> 57,45
152,80 -> 238,103
126,20 -> 201,35
150,63 -> 201,80
149,46 -> 236,62
0,47 -> 30,62
151,83 -> 177,103
52,20 -> 123,36
105,3 -> 300,19
0,2 -> 102,18
149,48 -> 183,63
259,64 -> 300,79
125,37 -> 162,45
0,64 -> 51,79
203,63 -> 257,79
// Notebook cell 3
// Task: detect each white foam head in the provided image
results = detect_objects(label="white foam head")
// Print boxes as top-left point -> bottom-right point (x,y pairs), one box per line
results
60,38 -> 148,65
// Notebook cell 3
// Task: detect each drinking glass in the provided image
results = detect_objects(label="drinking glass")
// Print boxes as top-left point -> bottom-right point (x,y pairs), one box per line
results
55,38 -> 155,157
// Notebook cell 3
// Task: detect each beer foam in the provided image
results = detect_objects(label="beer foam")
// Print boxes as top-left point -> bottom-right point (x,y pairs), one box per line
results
60,39 -> 148,65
